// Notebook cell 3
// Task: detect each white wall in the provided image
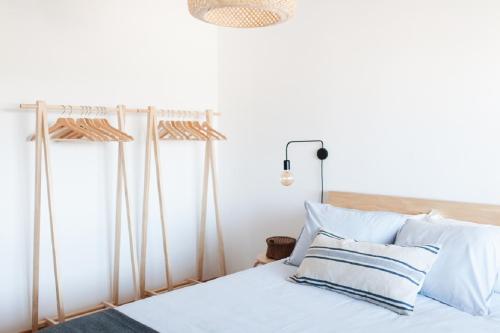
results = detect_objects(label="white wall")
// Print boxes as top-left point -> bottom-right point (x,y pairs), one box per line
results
3,0 -> 500,331
218,0 -> 500,272
0,1 -> 218,332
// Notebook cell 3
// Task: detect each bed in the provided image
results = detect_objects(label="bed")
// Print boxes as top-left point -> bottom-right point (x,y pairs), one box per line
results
117,260 -> 500,333
44,192 -> 500,332
45,260 -> 500,333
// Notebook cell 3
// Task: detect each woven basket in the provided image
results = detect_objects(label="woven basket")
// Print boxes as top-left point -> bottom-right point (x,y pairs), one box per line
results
266,236 -> 296,260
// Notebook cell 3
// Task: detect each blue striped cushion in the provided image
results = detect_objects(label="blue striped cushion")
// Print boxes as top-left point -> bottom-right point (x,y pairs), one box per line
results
290,230 -> 440,315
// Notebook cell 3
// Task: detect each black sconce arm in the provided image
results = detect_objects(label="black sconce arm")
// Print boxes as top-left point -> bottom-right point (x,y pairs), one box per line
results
285,140 -> 326,165
283,140 -> 328,203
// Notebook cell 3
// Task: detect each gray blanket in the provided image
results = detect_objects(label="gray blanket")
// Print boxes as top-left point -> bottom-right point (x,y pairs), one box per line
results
43,309 -> 158,333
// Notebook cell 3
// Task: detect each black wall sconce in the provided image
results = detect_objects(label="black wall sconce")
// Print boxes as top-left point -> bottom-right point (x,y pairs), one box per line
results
280,140 -> 328,203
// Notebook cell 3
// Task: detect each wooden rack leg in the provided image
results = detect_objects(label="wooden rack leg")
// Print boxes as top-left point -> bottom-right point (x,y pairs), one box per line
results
117,106 -> 139,300
41,103 -> 65,322
207,140 -> 227,276
32,102 -> 43,332
112,114 -> 124,305
197,141 -> 210,281
206,110 -> 227,276
32,101 -> 65,331
140,109 -> 153,298
151,108 -> 173,290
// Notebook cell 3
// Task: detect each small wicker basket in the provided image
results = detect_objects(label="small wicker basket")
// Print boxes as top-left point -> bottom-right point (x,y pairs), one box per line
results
266,236 -> 296,260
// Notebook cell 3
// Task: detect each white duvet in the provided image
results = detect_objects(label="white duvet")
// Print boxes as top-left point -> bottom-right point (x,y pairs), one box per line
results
118,261 -> 500,333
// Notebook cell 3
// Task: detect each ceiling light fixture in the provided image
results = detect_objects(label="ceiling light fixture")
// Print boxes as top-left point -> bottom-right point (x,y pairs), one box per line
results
188,0 -> 296,28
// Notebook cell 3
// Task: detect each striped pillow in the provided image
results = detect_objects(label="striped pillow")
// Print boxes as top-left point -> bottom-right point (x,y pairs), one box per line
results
290,230 -> 440,315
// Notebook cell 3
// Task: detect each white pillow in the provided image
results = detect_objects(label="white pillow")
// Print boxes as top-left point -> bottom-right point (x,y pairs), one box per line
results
290,229 -> 440,315
426,215 -> 500,294
395,219 -> 500,315
287,200 -> 427,266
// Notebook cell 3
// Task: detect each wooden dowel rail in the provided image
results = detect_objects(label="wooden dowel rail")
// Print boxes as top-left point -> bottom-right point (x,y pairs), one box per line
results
20,103 -> 221,116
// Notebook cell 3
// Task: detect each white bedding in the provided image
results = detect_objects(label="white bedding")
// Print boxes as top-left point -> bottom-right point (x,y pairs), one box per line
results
119,261 -> 500,333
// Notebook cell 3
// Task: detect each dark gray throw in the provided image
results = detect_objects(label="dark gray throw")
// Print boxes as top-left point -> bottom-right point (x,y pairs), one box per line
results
42,309 -> 158,333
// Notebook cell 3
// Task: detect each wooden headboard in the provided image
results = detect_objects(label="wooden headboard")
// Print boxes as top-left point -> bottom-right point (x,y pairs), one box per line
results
326,191 -> 500,226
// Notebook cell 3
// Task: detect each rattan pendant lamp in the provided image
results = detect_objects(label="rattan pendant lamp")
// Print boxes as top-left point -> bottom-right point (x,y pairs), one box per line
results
188,0 -> 296,28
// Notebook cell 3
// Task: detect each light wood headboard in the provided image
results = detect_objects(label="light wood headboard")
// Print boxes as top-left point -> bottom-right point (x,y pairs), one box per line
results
326,191 -> 500,226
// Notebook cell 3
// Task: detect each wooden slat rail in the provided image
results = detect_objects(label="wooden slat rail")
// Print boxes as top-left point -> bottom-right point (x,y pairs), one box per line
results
19,302 -> 110,332
143,277 -> 204,297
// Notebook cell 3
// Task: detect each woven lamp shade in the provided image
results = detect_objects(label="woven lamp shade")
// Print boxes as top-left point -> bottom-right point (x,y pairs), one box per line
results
188,0 -> 296,28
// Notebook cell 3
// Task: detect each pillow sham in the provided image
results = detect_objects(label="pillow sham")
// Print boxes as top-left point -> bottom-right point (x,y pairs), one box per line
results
290,229 -> 440,315
425,215 -> 500,294
395,219 -> 500,315
287,200 -> 426,266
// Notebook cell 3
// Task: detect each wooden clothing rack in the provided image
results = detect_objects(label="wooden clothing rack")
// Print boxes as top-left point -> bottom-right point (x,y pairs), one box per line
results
141,106 -> 174,297
20,101 -> 227,332
112,105 -> 138,305
197,110 -> 227,280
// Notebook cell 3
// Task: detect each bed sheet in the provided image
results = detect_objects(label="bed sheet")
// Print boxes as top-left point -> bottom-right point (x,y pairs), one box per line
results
119,261 -> 500,333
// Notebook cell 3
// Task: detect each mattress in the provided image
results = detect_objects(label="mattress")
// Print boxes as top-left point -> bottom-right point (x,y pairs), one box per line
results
118,261 -> 500,333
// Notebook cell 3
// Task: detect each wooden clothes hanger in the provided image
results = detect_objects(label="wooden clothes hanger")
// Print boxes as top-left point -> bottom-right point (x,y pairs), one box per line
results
158,109 -> 213,141
159,120 -> 216,141
157,110 -> 180,140
51,118 -> 98,141
92,118 -> 133,142
29,117 -> 86,141
157,109 -> 225,141
29,105 -> 95,141
191,121 -> 210,140
51,106 -> 93,140
186,121 -> 209,140
87,118 -> 118,141
158,120 -> 183,140
203,122 -> 227,140
157,121 -> 171,139
62,107 -> 105,140
189,121 -> 226,140
78,119 -> 109,141
170,121 -> 188,139
30,106 -> 134,142
184,111 -> 215,140
173,121 -> 199,140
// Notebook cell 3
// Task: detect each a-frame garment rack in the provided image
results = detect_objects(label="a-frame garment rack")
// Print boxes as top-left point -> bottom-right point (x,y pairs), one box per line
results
140,107 -> 227,299
21,101 -> 137,331
20,101 -> 227,332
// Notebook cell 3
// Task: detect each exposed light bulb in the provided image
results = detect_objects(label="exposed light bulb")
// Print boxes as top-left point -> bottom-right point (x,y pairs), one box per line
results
280,170 -> 294,186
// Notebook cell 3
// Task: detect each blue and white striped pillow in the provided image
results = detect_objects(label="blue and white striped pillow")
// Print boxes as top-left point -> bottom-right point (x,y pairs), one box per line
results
290,230 -> 440,315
